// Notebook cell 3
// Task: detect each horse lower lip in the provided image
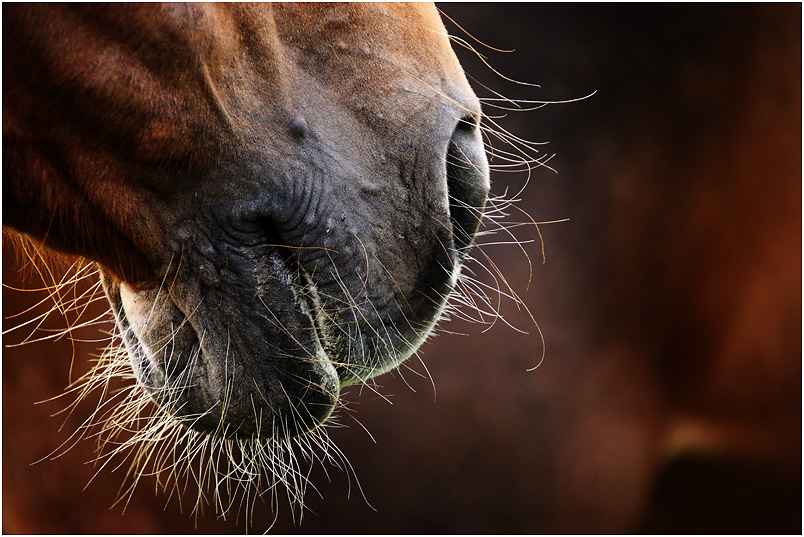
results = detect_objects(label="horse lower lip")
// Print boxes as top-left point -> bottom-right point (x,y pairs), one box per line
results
102,261 -> 340,440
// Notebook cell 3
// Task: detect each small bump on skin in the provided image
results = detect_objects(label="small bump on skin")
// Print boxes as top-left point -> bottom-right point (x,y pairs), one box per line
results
289,115 -> 307,138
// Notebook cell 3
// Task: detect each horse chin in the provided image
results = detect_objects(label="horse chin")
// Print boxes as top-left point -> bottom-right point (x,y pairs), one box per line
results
100,266 -> 341,441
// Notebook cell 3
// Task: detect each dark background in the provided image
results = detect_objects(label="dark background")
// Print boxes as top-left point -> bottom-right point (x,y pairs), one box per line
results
3,3 -> 801,533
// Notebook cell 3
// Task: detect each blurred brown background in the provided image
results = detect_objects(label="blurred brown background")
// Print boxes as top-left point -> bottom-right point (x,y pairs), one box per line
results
3,3 -> 801,533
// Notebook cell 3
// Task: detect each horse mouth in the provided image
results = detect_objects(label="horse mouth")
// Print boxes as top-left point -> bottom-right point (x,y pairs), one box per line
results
100,245 -> 341,441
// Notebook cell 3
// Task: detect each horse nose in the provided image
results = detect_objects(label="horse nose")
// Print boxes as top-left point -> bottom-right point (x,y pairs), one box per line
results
446,114 -> 490,258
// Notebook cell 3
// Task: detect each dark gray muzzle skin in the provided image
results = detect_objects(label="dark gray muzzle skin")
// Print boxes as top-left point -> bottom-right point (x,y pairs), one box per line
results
101,108 -> 489,441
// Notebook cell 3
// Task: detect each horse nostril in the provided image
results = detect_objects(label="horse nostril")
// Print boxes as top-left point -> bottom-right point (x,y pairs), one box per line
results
446,114 -> 489,257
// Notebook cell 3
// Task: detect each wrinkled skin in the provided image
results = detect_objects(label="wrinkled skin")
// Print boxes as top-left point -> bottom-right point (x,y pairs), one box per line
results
3,3 -> 489,439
